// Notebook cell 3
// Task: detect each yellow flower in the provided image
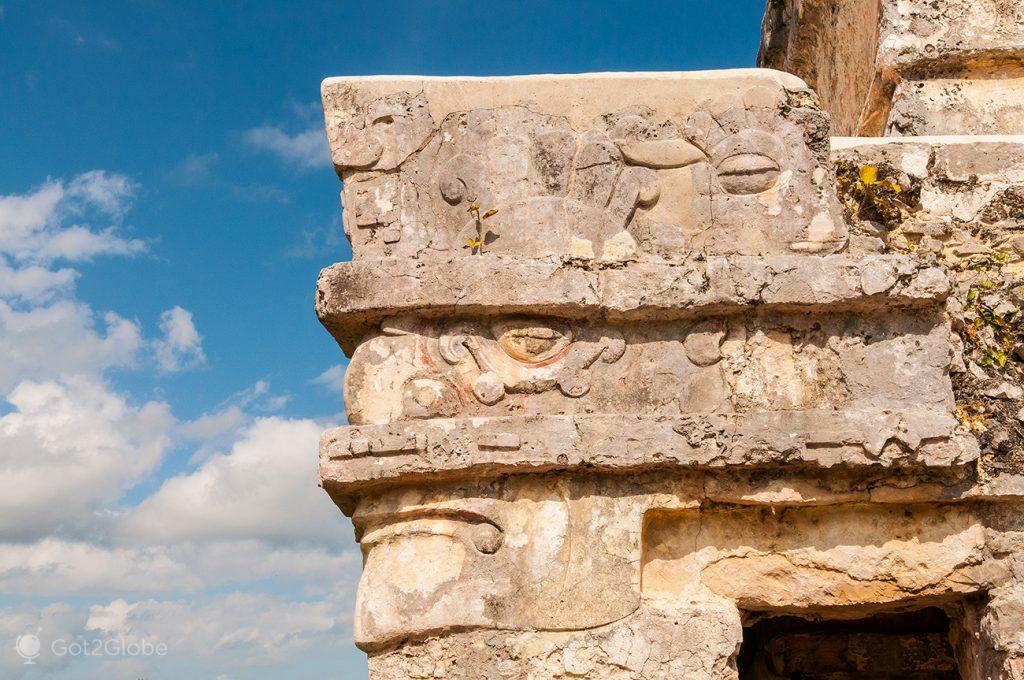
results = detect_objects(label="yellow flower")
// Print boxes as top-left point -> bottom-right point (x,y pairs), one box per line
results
467,202 -> 481,214
859,165 -> 879,185
465,238 -> 483,249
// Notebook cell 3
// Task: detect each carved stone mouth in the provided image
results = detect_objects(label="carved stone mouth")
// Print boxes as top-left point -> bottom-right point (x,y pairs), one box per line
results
492,317 -> 573,364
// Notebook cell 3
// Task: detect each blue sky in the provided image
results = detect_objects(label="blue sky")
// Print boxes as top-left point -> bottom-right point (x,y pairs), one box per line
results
0,1 -> 766,677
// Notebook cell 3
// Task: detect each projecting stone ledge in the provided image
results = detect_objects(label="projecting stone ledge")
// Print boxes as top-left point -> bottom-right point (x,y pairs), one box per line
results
318,408 -> 978,504
316,254 -> 949,353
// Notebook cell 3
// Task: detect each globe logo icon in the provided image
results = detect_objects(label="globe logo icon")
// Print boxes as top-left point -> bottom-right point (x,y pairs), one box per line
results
15,631 -> 41,664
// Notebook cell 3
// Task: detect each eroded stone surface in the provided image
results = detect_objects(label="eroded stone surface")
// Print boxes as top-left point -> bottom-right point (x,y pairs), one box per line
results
352,474 -> 643,651
338,309 -> 952,425
365,603 -> 741,679
833,136 -> 1024,480
344,472 -> 1023,677
643,503 -> 995,610
320,411 -> 978,508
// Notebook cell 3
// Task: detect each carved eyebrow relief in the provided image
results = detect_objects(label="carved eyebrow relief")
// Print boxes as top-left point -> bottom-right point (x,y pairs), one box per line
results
360,510 -> 504,555
614,138 -> 707,169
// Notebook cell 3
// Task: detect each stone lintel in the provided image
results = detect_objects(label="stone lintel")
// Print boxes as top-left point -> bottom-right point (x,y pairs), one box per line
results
323,69 -> 848,264
318,409 -> 978,508
316,254 -> 949,354
832,135 -> 1024,183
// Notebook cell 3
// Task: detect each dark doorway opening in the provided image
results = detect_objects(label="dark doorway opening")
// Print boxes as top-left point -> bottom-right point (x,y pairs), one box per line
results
737,607 -> 963,679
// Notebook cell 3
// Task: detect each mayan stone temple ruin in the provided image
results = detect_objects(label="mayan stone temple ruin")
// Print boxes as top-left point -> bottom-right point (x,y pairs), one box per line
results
313,2 -> 1024,677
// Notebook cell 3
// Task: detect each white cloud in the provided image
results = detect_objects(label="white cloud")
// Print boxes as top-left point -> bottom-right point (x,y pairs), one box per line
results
242,125 -> 327,169
286,213 -> 346,259
311,363 -> 345,395
165,541 -> 357,589
0,172 -> 151,390
246,379 -> 291,411
0,301 -> 143,392
0,172 -> 144,263
153,305 -> 206,373
224,378 -> 291,413
0,573 -> 359,677
0,540 -> 202,596
65,170 -> 135,218
179,405 -> 247,441
0,262 -> 78,303
0,377 -> 173,540
168,152 -> 219,186
0,172 -> 363,676
0,603 -> 85,678
87,587 -> 352,667
167,152 -> 291,203
177,380 -> 295,465
119,417 -> 341,546
0,538 -> 357,597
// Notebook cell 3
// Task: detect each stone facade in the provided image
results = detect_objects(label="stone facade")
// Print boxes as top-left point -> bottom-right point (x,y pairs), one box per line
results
315,6 -> 1024,679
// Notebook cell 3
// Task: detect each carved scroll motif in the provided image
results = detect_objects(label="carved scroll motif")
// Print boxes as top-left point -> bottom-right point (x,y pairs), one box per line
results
352,482 -> 641,651
439,317 -> 626,404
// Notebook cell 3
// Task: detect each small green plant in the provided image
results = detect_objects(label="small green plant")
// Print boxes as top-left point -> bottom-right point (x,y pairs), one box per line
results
963,285 -> 1017,369
966,250 -> 1010,273
464,200 -> 498,255
954,246 -> 1020,370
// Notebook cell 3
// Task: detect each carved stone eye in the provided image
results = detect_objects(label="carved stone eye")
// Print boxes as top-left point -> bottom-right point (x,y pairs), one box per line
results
716,153 -> 781,195
470,523 -> 503,554
493,319 -> 572,363
439,177 -> 464,205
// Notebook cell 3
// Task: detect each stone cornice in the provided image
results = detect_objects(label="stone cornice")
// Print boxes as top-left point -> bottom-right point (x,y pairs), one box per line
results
319,408 -> 977,510
317,254 -> 949,354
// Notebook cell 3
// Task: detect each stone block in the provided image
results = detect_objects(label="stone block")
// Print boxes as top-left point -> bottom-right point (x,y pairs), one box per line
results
322,71 -> 846,262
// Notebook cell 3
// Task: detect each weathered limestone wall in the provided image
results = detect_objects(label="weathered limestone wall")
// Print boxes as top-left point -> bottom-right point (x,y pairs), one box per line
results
751,2 -> 1024,677
833,137 -> 1024,475
760,0 -> 1024,136
314,66 -> 1024,678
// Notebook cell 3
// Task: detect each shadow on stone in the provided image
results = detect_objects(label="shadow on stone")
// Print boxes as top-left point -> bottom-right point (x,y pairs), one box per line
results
737,607 -> 963,679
